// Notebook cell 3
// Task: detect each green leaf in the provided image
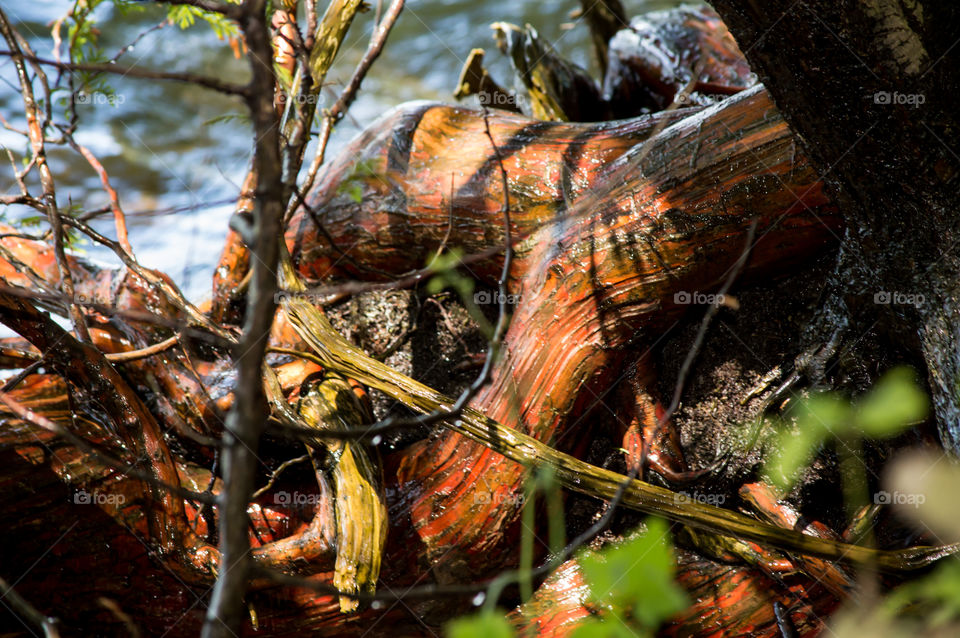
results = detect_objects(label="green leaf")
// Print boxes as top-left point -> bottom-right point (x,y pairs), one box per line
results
426,249 -> 475,301
765,393 -> 852,490
446,611 -> 515,638
19,215 -> 44,228
167,5 -> 239,40
793,392 -> 854,434
426,248 -> 464,273
345,182 -> 364,204
766,424 -> 824,490
112,0 -> 147,16
577,518 -> 687,632
883,559 -> 960,626
855,367 -> 929,437
571,614 -> 645,638
334,159 -> 382,203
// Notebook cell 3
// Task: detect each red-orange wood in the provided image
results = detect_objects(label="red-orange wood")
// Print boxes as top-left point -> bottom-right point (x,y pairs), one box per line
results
507,551 -> 839,638
390,86 -> 839,584
1,92 -> 842,638
284,104 -> 693,284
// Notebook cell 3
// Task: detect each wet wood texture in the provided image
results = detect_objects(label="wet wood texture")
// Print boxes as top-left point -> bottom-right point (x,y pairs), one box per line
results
1,84 -> 841,635
0,8 -> 853,632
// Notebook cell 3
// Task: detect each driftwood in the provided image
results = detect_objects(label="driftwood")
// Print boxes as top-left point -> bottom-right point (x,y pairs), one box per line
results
310,83 -> 838,578
0,79 -> 850,635
2,5 -> 954,637
274,84 -> 845,636
603,6 -> 755,115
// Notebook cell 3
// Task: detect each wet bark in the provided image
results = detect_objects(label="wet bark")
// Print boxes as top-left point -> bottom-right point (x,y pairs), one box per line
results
15,5 -> 960,633
1,84 -> 842,636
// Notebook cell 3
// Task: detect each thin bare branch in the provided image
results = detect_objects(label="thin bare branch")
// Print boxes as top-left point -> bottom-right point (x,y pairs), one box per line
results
203,0 -> 285,633
0,50 -> 249,96
105,335 -> 180,362
0,574 -> 61,638
0,8 -> 89,342
296,0 -> 404,215
59,216 -> 234,342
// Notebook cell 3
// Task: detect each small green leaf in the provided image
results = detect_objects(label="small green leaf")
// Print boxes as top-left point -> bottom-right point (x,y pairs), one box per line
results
426,249 -> 476,302
426,248 -> 464,273
577,518 -> 687,632
334,159 -> 382,203
765,393 -> 851,490
793,392 -> 854,434
766,423 -> 825,490
855,367 -> 928,437
446,611 -> 515,638
167,5 -> 239,40
883,559 -> 960,626
345,182 -> 364,203
571,614 -> 644,638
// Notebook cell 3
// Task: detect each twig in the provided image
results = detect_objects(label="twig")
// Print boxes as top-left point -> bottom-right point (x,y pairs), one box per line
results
294,0 -> 405,219
108,19 -> 169,64
0,359 -> 44,392
0,194 -> 45,210
105,335 -> 180,362
96,598 -> 141,638
426,296 -> 469,352
251,454 -> 311,499
0,575 -> 61,638
59,215 -> 234,342
0,283 -> 235,350
0,8 -> 89,342
0,390 -> 215,506
77,197 -> 235,223
305,0 -> 318,50
203,0 -> 285,634
4,148 -> 35,202
0,245 -> 61,299
0,50 -> 249,96
62,136 -> 134,255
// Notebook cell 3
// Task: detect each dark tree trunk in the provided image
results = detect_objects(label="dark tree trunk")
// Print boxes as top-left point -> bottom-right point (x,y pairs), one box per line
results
708,1 -> 960,451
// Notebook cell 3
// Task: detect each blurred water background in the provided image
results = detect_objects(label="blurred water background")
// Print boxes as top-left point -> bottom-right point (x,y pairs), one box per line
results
1,0 -> 677,301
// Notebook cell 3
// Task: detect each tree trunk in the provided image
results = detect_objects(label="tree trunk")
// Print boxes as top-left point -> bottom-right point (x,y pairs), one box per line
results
708,0 -> 960,452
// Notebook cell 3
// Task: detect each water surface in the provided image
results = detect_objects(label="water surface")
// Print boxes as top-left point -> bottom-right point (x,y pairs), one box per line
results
1,0 -> 677,300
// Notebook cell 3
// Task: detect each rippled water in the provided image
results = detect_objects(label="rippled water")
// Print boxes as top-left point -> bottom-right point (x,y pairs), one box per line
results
1,0 -> 677,300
